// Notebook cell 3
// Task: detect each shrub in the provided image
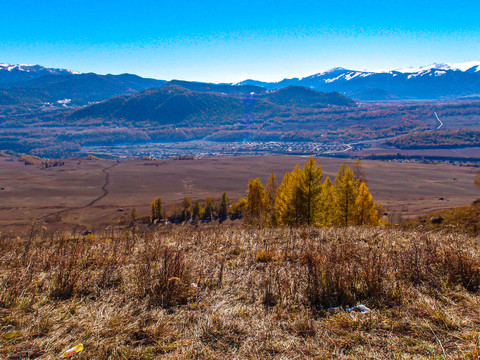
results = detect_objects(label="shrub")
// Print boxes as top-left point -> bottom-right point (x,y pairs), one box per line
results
136,242 -> 195,308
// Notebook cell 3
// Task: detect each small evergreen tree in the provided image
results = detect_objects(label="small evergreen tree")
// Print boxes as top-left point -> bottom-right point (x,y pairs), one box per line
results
219,192 -> 230,219
203,197 -> 215,220
130,207 -> 138,224
192,200 -> 203,221
182,197 -> 192,221
150,198 -> 163,223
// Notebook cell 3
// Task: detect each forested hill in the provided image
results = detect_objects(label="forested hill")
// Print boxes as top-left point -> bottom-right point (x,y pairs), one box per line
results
68,82 -> 357,126
386,129 -> 480,149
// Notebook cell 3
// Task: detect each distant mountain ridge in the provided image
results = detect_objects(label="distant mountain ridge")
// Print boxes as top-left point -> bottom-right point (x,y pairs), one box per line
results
0,64 -> 167,109
237,61 -> 480,100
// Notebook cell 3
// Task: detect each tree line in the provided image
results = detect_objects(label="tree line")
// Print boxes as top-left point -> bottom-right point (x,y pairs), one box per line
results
150,192 -> 238,224
243,157 -> 379,227
148,158 -> 380,228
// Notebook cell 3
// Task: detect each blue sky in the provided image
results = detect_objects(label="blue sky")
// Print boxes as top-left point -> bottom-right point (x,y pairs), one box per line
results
1,0 -> 479,82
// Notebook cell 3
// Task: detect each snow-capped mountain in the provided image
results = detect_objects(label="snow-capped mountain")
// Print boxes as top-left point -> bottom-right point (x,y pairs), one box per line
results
0,64 -> 80,85
238,61 -> 480,100
395,61 -> 480,74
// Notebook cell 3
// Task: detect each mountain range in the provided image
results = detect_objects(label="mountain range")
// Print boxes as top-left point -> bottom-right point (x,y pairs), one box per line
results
1,61 -> 480,113
237,61 -> 480,100
0,64 -> 167,109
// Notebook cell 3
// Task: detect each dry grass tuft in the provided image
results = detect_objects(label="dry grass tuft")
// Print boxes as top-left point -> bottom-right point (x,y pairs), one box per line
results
1,226 -> 480,358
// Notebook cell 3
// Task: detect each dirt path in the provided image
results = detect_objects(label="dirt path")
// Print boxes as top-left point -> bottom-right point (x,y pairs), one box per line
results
85,162 -> 118,207
0,162 -> 119,229
38,162 -> 119,221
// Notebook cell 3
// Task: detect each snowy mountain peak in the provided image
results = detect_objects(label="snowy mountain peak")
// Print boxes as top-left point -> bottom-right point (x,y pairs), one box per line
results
395,61 -> 480,74
0,63 -> 80,74
313,67 -> 347,77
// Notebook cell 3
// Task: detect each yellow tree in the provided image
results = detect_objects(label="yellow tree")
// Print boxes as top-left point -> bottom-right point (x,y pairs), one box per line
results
231,198 -> 247,220
333,164 -> 359,227
245,178 -> 268,227
203,197 -> 215,220
265,172 -> 279,226
354,182 -> 379,226
475,174 -> 480,188
275,165 -> 303,226
298,157 -> 323,225
275,171 -> 293,226
317,176 -> 334,227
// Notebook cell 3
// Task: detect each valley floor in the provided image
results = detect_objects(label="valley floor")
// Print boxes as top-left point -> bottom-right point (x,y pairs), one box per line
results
0,155 -> 478,232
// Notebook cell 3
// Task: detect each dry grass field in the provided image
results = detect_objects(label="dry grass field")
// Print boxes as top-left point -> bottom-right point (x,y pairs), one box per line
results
1,226 -> 480,359
0,155 -> 479,232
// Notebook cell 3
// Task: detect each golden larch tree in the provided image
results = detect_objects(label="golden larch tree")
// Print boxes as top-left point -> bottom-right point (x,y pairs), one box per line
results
354,182 -> 379,226
298,157 -> 324,225
275,165 -> 304,226
245,178 -> 268,227
333,164 -> 359,227
317,176 -> 334,227
265,172 -> 279,226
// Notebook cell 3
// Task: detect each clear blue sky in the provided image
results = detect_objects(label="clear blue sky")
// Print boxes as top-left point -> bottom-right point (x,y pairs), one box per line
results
1,0 -> 479,83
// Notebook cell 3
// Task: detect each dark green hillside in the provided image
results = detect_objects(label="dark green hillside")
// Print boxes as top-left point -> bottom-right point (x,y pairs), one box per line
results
70,85 -> 246,125
69,82 -> 357,126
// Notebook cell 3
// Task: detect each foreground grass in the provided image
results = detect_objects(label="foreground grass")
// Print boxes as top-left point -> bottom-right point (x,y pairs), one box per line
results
1,226 -> 480,359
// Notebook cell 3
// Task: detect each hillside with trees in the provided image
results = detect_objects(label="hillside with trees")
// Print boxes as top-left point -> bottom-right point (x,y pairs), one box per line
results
69,82 -> 357,126
386,129 -> 480,149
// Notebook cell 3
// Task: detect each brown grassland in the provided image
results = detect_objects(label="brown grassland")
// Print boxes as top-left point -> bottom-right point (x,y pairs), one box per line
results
1,154 -> 480,359
0,155 -> 478,232
1,225 -> 480,359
